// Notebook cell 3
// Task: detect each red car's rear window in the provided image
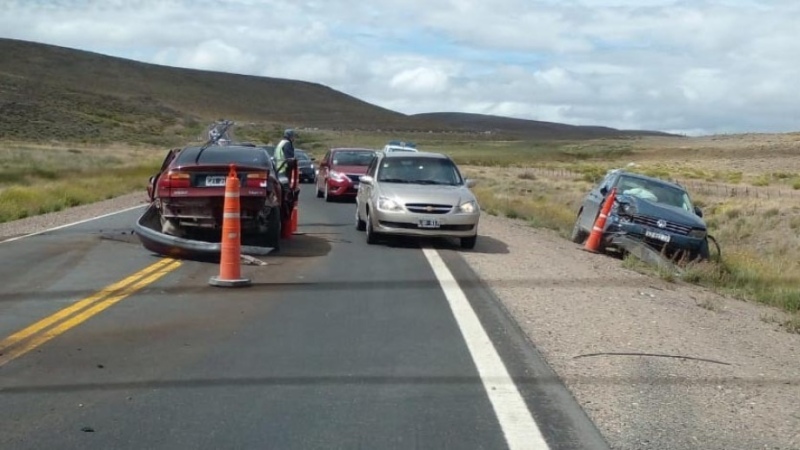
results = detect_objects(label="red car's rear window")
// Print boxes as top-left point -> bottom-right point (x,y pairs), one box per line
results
176,146 -> 271,167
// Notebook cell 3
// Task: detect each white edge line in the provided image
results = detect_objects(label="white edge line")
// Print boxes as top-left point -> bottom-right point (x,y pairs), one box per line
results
422,247 -> 550,450
0,204 -> 147,245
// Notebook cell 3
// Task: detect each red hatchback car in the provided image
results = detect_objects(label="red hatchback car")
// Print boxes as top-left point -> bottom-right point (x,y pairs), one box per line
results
315,148 -> 377,202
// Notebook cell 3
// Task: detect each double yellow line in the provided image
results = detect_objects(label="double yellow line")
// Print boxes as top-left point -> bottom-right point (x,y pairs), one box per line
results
0,258 -> 182,368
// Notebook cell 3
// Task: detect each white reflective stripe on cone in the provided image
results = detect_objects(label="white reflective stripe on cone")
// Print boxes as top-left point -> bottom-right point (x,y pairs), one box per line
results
223,212 -> 240,219
225,192 -> 240,198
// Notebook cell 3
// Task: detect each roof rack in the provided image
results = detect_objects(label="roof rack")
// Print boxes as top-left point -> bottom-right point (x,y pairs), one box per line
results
386,140 -> 416,148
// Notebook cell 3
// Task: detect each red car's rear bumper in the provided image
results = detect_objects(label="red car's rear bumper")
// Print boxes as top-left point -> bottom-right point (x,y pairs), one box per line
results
160,195 -> 273,230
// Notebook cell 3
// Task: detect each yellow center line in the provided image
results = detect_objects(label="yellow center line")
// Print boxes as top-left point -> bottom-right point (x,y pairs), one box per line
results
0,257 -> 175,351
0,258 -> 182,368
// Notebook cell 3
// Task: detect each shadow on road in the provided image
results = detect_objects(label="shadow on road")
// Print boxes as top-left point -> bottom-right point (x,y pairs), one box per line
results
300,223 -> 353,228
390,235 -> 509,254
3,373 -> 796,395
274,233 -> 332,258
376,234 -> 509,254
320,196 -> 357,204
0,276 -> 684,304
453,235 -> 509,255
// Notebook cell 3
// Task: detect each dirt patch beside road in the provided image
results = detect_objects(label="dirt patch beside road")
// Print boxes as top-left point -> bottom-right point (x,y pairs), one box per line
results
462,213 -> 800,450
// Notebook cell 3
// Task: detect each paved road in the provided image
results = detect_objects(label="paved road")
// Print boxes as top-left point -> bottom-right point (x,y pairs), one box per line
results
0,186 -> 609,450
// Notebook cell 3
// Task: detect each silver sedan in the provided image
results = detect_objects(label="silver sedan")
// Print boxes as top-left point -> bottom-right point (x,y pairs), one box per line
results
355,151 -> 480,249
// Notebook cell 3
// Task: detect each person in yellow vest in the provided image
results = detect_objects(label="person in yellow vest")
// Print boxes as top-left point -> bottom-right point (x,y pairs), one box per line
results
274,128 -> 297,176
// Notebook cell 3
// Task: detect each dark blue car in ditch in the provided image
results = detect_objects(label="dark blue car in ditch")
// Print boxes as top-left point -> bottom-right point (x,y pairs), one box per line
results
571,169 -> 710,261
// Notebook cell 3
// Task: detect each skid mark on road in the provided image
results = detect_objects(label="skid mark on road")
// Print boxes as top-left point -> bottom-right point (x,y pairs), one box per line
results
0,258 -> 181,369
423,247 -> 550,450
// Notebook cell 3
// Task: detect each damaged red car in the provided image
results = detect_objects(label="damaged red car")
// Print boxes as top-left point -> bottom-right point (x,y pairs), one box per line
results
146,143 -> 286,248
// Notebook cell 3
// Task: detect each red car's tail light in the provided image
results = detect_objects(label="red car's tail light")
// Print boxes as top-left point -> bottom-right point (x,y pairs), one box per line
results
159,171 -> 191,189
245,171 -> 268,188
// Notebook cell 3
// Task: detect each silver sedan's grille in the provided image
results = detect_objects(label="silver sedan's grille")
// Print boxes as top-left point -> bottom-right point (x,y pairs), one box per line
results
632,215 -> 691,235
405,203 -> 453,214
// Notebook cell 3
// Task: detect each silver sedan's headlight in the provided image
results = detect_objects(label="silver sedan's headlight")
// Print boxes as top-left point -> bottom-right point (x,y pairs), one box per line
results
378,196 -> 403,212
688,229 -> 707,239
457,200 -> 478,214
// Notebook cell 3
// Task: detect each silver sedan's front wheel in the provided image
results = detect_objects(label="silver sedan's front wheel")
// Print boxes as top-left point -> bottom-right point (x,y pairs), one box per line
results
355,203 -> 366,231
365,210 -> 379,245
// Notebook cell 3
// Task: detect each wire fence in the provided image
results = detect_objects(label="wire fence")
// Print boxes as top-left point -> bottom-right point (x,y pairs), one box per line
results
674,179 -> 800,199
516,167 -> 800,199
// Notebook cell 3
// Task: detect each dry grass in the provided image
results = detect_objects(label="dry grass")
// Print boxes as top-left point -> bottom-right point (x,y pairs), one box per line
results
0,142 -> 162,222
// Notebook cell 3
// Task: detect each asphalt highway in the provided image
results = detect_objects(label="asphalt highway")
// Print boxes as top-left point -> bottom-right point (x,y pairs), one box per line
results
0,186 -> 610,450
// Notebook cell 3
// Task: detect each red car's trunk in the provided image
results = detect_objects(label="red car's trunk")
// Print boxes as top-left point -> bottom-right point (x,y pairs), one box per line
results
157,164 -> 275,230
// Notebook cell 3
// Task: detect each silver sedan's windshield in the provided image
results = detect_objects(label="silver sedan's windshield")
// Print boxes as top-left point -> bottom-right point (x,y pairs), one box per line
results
377,157 -> 463,185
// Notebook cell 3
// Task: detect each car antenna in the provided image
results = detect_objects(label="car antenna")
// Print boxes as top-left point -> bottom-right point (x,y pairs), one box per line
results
195,120 -> 234,164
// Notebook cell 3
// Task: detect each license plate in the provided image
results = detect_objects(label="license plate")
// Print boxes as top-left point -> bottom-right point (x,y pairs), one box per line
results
418,218 -> 440,229
645,230 -> 671,243
205,176 -> 225,186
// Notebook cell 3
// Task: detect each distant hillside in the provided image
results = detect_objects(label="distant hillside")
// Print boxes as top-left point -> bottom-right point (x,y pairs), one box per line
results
0,38 -> 440,144
0,38 -> 673,144
413,112 -> 675,139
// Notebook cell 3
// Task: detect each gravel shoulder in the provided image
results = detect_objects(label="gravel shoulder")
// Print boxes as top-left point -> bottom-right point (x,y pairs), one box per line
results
463,213 -> 800,450
0,192 -> 147,241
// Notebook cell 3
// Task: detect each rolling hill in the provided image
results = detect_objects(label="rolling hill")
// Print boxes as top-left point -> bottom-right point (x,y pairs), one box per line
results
0,38 -> 673,144
413,112 -> 675,139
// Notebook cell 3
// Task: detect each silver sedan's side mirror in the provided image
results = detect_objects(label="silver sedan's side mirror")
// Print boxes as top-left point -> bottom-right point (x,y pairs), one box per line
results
360,175 -> 374,185
465,179 -> 477,188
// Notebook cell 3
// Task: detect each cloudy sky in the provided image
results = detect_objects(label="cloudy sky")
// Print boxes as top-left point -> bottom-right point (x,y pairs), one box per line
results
2,0 -> 798,135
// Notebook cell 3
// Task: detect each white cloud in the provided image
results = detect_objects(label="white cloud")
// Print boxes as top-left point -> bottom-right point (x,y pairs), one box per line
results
1,0 -> 799,135
389,67 -> 450,96
154,39 -> 260,74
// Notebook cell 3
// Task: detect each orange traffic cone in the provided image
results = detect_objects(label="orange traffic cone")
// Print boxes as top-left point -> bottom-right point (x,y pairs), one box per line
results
282,161 -> 300,239
584,187 -> 617,253
290,205 -> 298,234
209,164 -> 251,287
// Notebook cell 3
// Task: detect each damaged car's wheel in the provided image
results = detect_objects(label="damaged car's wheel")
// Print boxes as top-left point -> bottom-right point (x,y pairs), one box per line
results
570,212 -> 588,244
258,208 -> 281,251
697,238 -> 710,261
